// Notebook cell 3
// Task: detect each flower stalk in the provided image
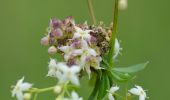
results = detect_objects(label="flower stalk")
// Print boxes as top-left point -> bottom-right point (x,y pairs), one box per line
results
87,0 -> 97,25
108,0 -> 119,67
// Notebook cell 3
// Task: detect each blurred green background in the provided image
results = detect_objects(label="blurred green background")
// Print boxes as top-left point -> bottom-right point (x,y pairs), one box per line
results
0,0 -> 169,99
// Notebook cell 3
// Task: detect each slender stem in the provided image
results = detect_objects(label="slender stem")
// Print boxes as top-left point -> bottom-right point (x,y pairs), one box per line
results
108,0 -> 119,67
37,86 -> 54,93
87,0 -> 97,25
29,86 -> 55,93
33,93 -> 38,100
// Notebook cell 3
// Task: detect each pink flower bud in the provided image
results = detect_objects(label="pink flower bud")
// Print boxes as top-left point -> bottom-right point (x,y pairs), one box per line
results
53,28 -> 63,37
41,36 -> 49,46
48,46 -> 57,54
50,18 -> 62,29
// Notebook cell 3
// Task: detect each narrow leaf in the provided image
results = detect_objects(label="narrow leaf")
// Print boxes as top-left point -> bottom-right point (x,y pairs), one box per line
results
113,61 -> 149,73
88,77 -> 100,100
110,71 -> 132,82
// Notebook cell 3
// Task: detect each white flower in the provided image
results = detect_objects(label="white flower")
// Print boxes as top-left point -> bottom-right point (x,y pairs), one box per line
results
73,26 -> 92,42
47,59 -> 58,77
119,0 -> 128,10
129,85 -> 147,100
58,46 -> 82,61
57,63 -> 81,86
108,85 -> 119,100
12,77 -> 32,100
113,38 -> 122,59
64,91 -> 83,100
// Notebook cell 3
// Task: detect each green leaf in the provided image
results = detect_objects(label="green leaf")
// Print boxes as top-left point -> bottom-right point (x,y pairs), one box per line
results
101,52 -> 110,68
97,73 -> 110,100
88,76 -> 100,100
89,72 -> 97,86
112,61 -> 149,73
97,76 -> 105,100
100,61 -> 109,69
109,71 -> 132,82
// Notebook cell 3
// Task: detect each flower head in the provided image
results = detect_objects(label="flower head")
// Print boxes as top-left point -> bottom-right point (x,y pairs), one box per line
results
12,77 -> 32,100
129,85 -> 147,100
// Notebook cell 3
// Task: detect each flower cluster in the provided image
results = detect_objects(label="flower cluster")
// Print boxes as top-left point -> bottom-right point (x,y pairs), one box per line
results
41,17 -> 121,77
11,15 -> 148,100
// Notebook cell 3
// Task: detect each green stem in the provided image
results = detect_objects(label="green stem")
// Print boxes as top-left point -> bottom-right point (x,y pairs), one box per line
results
87,0 -> 97,25
29,86 -> 55,93
33,93 -> 38,100
108,0 -> 119,68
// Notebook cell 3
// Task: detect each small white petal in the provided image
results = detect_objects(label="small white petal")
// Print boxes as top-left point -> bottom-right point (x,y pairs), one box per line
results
20,83 -> 32,91
109,86 -> 119,93
129,88 -> 141,95
64,54 -> 71,61
70,75 -> 79,86
73,32 -> 81,39
113,38 -> 121,59
16,91 -> 23,100
72,49 -> 83,56
83,33 -> 91,41
72,91 -> 79,99
70,65 -> 81,73
87,48 -> 97,56
57,63 -> 68,72
139,95 -> 145,100
81,39 -> 88,49
75,26 -> 83,33
48,59 -> 57,68
58,46 -> 70,53
108,93 -> 115,100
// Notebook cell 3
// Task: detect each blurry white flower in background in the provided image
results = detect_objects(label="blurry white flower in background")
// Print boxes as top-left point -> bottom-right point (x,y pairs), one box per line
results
108,85 -> 119,100
129,85 -> 147,100
118,0 -> 128,10
12,77 -> 32,100
113,38 -> 122,59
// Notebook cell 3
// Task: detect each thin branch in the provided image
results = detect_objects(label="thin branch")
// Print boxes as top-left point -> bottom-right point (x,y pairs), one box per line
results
108,0 -> 119,67
87,0 -> 97,25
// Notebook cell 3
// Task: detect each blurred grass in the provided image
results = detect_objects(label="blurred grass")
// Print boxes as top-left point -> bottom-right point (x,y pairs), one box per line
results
0,0 -> 170,99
